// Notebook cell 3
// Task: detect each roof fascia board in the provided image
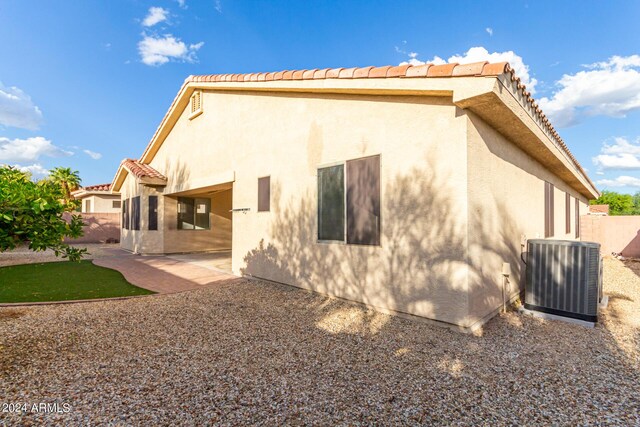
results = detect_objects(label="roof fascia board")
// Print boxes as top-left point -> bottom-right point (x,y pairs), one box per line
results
111,163 -> 128,192
139,176 -> 168,186
73,190 -> 119,199
455,79 -> 598,199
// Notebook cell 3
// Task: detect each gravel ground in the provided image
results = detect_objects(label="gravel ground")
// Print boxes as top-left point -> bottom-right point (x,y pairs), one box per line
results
1,257 -> 638,425
0,244 -> 123,268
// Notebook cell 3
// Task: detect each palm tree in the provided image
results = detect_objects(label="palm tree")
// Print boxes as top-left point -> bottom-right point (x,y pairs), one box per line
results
48,167 -> 81,203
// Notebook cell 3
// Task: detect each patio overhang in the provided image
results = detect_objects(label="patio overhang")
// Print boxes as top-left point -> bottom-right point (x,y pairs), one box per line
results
163,170 -> 235,196
166,181 -> 233,197
112,158 -> 168,192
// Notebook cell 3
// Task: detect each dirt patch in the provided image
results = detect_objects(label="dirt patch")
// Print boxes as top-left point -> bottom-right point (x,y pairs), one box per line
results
0,309 -> 27,320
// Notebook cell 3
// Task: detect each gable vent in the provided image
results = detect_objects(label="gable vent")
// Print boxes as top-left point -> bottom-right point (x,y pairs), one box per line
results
189,90 -> 203,119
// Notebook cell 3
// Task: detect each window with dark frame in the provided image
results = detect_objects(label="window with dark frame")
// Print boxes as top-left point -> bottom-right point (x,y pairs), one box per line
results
177,197 -> 210,230
346,155 -> 381,246
317,155 -> 381,246
318,165 -> 345,241
258,176 -> 271,212
131,196 -> 141,231
113,200 -> 122,209
544,182 -> 554,238
575,198 -> 580,238
566,193 -> 571,234
148,196 -> 158,231
122,199 -> 129,229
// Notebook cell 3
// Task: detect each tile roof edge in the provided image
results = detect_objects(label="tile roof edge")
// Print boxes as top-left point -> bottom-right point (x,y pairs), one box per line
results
121,158 -> 167,180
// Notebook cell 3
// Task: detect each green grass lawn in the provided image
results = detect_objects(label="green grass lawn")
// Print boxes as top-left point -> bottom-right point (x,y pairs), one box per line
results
0,261 -> 154,303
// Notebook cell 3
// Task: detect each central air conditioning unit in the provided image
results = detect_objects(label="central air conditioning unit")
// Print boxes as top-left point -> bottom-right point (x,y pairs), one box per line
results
525,239 -> 603,324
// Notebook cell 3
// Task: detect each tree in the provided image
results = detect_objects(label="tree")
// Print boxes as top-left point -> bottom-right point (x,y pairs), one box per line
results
48,166 -> 81,205
633,191 -> 640,215
0,166 -> 87,261
590,190 -> 635,215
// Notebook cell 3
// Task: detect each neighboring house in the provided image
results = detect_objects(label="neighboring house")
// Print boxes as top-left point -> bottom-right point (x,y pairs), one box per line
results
589,204 -> 609,215
67,183 -> 121,243
111,61 -> 599,331
72,183 -> 121,213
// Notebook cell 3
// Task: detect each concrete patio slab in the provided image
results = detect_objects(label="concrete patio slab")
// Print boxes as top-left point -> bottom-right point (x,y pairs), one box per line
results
93,252 -> 239,294
167,250 -> 232,273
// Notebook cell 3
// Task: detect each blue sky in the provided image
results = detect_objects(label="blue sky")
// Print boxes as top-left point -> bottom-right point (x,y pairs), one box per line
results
1,0 -> 639,195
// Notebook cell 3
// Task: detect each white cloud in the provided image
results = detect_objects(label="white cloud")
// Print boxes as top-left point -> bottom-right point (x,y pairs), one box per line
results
596,175 -> 640,188
0,136 -> 72,162
138,34 -> 204,66
214,0 -> 222,13
0,82 -> 43,131
600,137 -> 640,155
401,52 -> 425,66
12,163 -> 49,178
593,153 -> 640,170
142,7 -> 169,27
83,149 -> 102,160
538,54 -> 640,127
592,137 -> 640,170
486,27 -> 493,36
176,0 -> 187,8
400,47 -> 537,94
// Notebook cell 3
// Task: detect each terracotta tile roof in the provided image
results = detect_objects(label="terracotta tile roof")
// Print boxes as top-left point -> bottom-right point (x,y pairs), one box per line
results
122,158 -> 166,180
589,204 -> 609,214
186,61 -> 505,83
82,183 -> 111,192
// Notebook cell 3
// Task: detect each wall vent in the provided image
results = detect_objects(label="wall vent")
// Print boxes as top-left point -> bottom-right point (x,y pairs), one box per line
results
525,239 -> 603,322
189,90 -> 203,119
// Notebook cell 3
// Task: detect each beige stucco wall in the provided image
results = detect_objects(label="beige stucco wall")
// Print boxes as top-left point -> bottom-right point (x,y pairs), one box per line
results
146,90 -> 472,326
581,215 -> 640,257
121,87 -> 594,329
79,194 -> 120,213
465,112 -> 589,323
63,212 -> 120,243
120,177 -> 165,254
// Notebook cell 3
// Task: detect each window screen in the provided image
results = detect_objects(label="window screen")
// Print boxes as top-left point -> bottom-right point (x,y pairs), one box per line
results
346,155 -> 381,246
122,199 -> 129,229
132,196 -> 141,231
258,176 -> 271,212
148,196 -> 158,231
565,193 -> 571,234
178,198 -> 194,229
544,182 -> 554,238
113,200 -> 121,209
194,198 -> 210,229
178,197 -> 210,230
318,165 -> 344,241
575,198 -> 580,238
